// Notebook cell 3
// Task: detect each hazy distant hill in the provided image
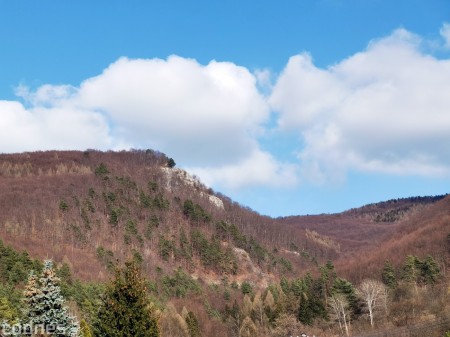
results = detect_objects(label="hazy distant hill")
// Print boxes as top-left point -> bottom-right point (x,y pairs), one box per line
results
279,194 -> 449,281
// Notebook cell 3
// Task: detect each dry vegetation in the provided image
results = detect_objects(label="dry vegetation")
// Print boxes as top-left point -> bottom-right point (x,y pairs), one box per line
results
0,150 -> 324,281
0,150 -> 449,336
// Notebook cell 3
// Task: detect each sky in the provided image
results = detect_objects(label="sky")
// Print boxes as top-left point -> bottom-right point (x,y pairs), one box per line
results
1,0 -> 450,217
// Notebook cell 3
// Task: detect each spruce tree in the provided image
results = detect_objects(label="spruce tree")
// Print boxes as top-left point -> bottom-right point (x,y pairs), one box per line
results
402,255 -> 419,283
94,261 -> 159,337
22,260 -> 79,336
381,260 -> 397,289
332,277 -> 359,315
420,255 -> 440,285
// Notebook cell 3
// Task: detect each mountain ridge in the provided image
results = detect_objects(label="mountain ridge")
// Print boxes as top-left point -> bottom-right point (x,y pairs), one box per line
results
1,149 -> 447,284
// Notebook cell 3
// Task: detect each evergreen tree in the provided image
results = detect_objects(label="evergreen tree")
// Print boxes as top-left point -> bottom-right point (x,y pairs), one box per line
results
333,277 -> 359,316
319,260 -> 337,303
402,255 -> 419,283
381,260 -> 397,289
94,261 -> 159,337
279,277 -> 290,294
298,290 -> 323,325
297,278 -> 326,326
167,158 -> 176,168
241,281 -> 253,296
22,260 -> 79,336
420,255 -> 440,285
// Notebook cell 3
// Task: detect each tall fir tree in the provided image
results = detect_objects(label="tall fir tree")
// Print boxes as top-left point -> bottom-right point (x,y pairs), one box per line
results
402,255 -> 419,283
420,255 -> 440,285
381,260 -> 397,289
22,260 -> 79,336
94,261 -> 159,337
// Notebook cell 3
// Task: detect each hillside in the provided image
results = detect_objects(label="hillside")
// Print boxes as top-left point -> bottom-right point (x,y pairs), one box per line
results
1,150 -> 449,337
0,150 -> 327,283
339,195 -> 450,282
278,195 -> 447,257
1,150 -> 447,282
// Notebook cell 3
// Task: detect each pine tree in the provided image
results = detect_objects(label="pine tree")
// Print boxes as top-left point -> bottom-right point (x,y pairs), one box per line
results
333,277 -> 359,316
297,277 -> 326,326
381,260 -> 397,289
420,255 -> 440,285
94,261 -> 159,337
320,260 -> 337,304
166,158 -> 176,168
22,260 -> 79,336
402,255 -> 419,283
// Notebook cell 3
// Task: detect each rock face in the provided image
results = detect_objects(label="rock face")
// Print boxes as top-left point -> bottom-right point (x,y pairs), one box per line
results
207,194 -> 224,209
160,167 -> 224,210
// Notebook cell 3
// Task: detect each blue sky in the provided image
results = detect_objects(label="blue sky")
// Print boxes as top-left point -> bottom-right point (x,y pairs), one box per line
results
1,0 -> 450,217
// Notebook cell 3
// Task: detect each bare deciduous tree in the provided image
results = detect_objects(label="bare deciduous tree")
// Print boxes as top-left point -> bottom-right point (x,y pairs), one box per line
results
357,279 -> 387,328
328,293 -> 350,336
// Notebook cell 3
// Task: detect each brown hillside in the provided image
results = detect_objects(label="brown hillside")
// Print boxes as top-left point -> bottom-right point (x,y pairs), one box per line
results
0,150 -> 326,284
0,149 -> 447,287
278,195 -> 447,257
338,195 -> 450,282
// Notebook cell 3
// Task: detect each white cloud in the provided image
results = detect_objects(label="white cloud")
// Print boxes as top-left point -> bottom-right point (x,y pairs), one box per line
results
270,28 -> 450,182
188,149 -> 299,189
1,55 -> 297,189
2,26 -> 449,191
0,100 -> 113,153
77,56 -> 270,166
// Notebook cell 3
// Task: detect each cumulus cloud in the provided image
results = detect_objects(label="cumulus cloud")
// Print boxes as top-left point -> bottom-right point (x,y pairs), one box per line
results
0,100 -> 113,153
270,28 -> 450,182
77,56 -> 270,166
2,25 -> 449,191
0,55 -> 298,189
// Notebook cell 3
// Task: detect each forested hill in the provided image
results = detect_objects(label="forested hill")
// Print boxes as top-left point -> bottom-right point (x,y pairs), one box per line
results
0,150 -> 324,282
0,150 -> 449,337
0,150 -> 447,281
278,194 -> 448,274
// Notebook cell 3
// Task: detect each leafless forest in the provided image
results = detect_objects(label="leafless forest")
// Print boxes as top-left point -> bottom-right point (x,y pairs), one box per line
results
0,150 -> 449,336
